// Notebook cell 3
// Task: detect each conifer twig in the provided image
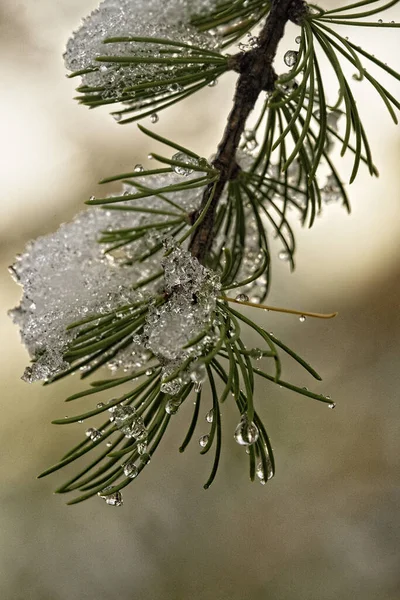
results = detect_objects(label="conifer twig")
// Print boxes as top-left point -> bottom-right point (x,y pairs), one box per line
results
189,0 -> 309,261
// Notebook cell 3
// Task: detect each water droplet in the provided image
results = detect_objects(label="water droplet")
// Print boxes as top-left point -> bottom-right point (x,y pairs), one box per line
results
190,361 -> 207,385
235,293 -> 249,302
208,79 -> 218,87
199,434 -> 209,448
106,441 -> 112,448
284,50 -> 298,68
205,408 -> 214,423
256,459 -> 274,484
234,415 -> 259,446
137,440 -> 147,455
246,139 -> 258,151
89,195 -> 95,202
97,402 -> 105,409
172,151 -> 197,176
99,490 -> 123,507
145,368 -> 154,376
150,113 -> 159,123
123,462 -> 139,479
295,36 -> 301,44
85,427 -> 102,442
299,315 -> 306,323
134,164 -> 144,173
109,405 -> 147,440
378,19 -> 383,23
243,129 -> 255,141
165,398 -> 181,415
249,348 -> 263,360
112,113 -> 122,122
328,402 -> 336,409
140,452 -> 151,466
278,250 -> 290,262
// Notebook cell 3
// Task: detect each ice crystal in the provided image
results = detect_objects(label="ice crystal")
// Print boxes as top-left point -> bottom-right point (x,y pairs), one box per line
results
64,0 -> 222,100
109,405 -> 147,439
143,243 -> 221,393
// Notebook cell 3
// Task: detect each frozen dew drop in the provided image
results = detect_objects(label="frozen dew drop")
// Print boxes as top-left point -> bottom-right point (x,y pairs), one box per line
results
199,434 -> 209,448
123,461 -> 139,479
249,347 -> 263,360
243,129 -> 255,141
278,249 -> 290,262
205,408 -> 214,423
284,50 -> 298,68
256,462 -> 265,485
172,151 -> 197,176
234,415 -> 259,446
165,398 -> 181,415
85,427 -> 102,442
246,139 -> 258,151
134,164 -> 144,173
137,440 -> 147,455
256,459 -> 274,484
190,361 -> 207,385
101,491 -> 123,507
235,293 -> 249,302
140,452 -> 151,466
150,113 -> 159,123
299,315 -> 306,323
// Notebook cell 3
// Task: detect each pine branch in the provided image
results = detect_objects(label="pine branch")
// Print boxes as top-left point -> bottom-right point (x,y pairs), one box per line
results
189,0 -> 309,262
9,0 -> 400,506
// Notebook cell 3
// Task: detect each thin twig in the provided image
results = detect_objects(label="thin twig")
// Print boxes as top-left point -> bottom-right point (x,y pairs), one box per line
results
189,0 -> 309,262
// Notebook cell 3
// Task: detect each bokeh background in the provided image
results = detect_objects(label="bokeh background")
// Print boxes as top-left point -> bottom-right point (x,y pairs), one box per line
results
1,1 -> 399,599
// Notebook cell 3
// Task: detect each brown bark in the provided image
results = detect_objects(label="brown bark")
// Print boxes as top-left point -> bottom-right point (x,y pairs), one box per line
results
189,0 -> 308,262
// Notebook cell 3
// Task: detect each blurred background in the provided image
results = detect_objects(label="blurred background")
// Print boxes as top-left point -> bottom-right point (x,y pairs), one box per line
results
1,1 -> 399,599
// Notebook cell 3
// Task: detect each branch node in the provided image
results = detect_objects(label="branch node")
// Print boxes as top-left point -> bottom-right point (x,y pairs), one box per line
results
288,0 -> 310,25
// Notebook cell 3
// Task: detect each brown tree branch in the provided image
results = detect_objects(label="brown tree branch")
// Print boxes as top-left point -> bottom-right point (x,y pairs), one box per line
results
189,0 -> 308,262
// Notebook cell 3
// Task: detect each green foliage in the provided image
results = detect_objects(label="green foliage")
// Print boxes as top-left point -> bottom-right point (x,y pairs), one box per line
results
35,0 -> 400,504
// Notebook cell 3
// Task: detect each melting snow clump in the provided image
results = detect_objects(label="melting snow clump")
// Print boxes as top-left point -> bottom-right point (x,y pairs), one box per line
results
9,170 -> 204,383
64,0 -> 222,99
144,242 -> 221,394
